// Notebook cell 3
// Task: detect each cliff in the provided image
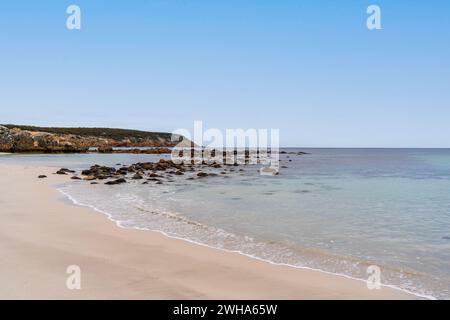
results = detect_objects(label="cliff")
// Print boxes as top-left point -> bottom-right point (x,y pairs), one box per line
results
0,125 -> 181,153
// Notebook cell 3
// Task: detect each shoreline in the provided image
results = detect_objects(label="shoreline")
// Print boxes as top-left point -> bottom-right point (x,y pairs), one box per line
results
56,187 -> 433,300
0,163 -> 417,299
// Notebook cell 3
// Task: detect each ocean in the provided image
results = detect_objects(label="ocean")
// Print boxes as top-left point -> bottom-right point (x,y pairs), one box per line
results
2,148 -> 449,299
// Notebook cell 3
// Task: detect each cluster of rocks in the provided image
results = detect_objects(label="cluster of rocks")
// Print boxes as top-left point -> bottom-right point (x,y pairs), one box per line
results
280,151 -> 310,155
97,147 -> 172,154
51,159 -> 238,186
36,150 -> 310,182
175,148 -> 270,159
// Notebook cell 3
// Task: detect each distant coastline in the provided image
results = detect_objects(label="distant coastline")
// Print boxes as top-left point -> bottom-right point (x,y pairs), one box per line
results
0,124 -> 181,153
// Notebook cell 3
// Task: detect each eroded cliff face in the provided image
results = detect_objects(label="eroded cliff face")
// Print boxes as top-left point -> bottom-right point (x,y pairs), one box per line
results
0,126 -> 14,151
0,126 -> 177,153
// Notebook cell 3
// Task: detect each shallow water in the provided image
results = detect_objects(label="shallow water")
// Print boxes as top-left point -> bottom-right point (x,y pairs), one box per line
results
2,149 -> 450,299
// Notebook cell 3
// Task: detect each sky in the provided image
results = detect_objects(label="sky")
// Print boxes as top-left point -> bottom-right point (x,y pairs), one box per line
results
0,0 -> 449,147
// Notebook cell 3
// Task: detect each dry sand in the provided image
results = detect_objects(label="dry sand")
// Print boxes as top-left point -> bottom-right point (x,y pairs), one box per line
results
0,163 -> 415,299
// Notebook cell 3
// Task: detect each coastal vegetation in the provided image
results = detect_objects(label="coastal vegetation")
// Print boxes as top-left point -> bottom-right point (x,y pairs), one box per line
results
1,124 -> 172,141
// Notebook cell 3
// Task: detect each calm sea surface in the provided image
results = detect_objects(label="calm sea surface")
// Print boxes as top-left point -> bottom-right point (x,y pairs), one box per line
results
2,149 -> 449,299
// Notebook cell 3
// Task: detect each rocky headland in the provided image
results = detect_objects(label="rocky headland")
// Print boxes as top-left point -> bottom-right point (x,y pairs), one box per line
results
0,125 -> 181,153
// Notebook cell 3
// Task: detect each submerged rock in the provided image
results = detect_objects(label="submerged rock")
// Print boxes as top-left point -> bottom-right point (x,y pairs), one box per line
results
57,168 -> 75,175
197,172 -> 208,177
105,178 -> 127,185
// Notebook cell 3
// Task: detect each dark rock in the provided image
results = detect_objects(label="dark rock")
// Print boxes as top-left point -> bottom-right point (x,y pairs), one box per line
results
132,173 -> 143,180
71,176 -> 82,180
105,178 -> 127,185
82,166 -> 117,180
98,146 -> 113,153
38,175 -> 47,179
112,147 -> 172,155
197,172 -> 208,177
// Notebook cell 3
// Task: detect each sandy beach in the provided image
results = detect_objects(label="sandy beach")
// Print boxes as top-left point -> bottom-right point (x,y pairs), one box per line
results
0,163 -> 415,299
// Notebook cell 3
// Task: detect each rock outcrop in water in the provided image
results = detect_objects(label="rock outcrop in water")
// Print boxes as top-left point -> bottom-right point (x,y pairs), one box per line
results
0,125 -> 180,153
47,148 -> 309,184
54,158 -> 239,185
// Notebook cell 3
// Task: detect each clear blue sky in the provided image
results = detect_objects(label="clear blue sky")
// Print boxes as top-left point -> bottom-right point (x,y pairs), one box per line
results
1,0 -> 449,147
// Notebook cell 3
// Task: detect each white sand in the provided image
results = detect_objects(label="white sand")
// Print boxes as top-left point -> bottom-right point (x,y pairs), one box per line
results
0,164 -> 415,299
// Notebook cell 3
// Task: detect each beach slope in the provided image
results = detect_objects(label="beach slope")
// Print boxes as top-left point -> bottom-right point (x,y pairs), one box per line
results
0,164 -> 414,299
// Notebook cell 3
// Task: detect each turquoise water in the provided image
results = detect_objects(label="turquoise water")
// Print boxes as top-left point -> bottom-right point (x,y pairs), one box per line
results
2,149 -> 449,299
